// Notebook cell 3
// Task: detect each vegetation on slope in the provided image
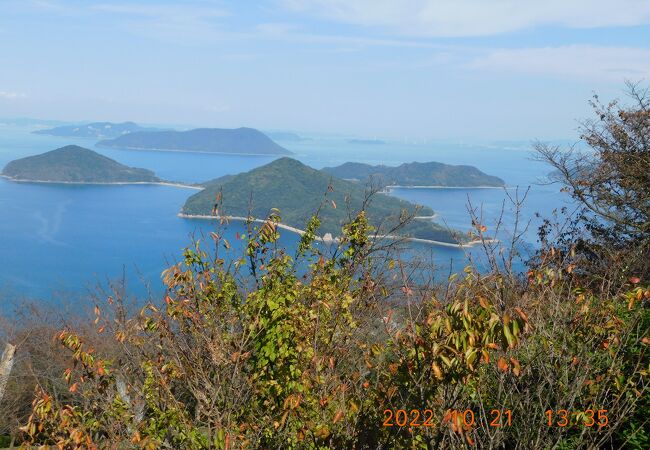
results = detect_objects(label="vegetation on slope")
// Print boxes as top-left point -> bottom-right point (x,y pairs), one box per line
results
0,85 -> 647,449
322,161 -> 505,187
98,127 -> 293,155
33,121 -> 157,139
1,145 -> 160,183
183,157 -> 461,243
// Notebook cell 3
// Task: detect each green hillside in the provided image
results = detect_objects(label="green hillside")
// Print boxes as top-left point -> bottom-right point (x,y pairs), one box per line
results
98,127 -> 292,155
1,145 -> 160,183
322,161 -> 505,187
183,158 -> 462,243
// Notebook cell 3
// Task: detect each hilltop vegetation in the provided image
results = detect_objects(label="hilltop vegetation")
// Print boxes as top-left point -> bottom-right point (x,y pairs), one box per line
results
183,157 -> 461,243
98,127 -> 292,155
1,145 -> 160,183
323,161 -> 505,187
0,86 -> 647,449
33,121 -> 157,139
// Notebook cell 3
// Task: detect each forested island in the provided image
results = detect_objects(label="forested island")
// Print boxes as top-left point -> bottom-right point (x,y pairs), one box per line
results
33,121 -> 158,139
323,161 -> 505,187
182,157 -> 463,244
1,145 -> 161,183
98,127 -> 293,155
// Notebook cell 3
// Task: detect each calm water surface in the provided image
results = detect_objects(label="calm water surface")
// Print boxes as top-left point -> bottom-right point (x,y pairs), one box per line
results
0,126 -> 569,304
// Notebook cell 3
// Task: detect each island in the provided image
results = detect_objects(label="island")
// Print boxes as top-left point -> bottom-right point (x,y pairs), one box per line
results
98,127 -> 293,156
33,121 -> 159,139
1,145 -> 162,184
266,131 -> 310,142
322,161 -> 505,187
181,158 -> 464,245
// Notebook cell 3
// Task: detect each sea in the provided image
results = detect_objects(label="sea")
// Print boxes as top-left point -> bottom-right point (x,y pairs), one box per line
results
0,124 -> 574,309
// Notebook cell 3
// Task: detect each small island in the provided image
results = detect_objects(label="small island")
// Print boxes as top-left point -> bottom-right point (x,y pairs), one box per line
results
33,121 -> 158,139
98,127 -> 293,156
181,158 -> 465,245
1,145 -> 162,184
322,161 -> 505,187
266,131 -> 310,142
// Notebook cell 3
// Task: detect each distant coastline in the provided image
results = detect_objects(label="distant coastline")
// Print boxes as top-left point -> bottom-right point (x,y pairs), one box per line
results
178,212 -> 495,248
1,174 -> 203,190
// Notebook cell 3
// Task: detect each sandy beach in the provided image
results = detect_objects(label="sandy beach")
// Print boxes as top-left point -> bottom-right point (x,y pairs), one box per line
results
0,175 -> 203,190
178,213 -> 497,248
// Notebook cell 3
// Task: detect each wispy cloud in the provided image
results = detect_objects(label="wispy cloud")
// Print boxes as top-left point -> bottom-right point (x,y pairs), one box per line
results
281,0 -> 650,37
0,91 -> 27,100
470,45 -> 650,81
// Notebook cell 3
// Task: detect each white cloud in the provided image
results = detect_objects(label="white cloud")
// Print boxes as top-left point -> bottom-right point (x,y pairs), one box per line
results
281,0 -> 650,37
0,91 -> 27,100
470,45 -> 650,81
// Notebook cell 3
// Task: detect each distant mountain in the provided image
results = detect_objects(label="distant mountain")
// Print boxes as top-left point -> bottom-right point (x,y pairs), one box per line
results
347,139 -> 386,145
322,161 -> 505,187
266,131 -> 310,142
183,158 -> 461,244
1,145 -> 160,183
98,127 -> 292,155
33,121 -> 158,139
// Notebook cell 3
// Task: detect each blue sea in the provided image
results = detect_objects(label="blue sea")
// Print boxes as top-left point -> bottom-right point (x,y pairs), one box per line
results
0,125 -> 572,307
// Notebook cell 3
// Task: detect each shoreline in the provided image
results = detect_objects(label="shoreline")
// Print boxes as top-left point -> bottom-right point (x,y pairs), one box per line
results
178,213 -> 497,248
1,175 -> 203,190
385,185 -> 507,190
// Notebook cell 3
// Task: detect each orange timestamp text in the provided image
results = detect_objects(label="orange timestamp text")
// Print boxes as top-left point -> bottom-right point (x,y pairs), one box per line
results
383,409 -> 512,428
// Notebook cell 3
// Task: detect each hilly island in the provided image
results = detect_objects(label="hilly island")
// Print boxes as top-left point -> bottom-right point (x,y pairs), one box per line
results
1,145 -> 161,183
323,161 -> 505,187
182,158 -> 463,244
98,127 -> 292,156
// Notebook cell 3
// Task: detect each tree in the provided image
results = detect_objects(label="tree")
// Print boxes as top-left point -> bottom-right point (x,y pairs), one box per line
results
535,81 -> 650,280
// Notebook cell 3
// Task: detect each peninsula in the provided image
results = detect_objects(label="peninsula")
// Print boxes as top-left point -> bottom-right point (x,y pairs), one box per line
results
1,145 -> 162,184
322,161 -> 505,187
181,158 -> 463,244
33,121 -> 158,139
98,127 -> 293,156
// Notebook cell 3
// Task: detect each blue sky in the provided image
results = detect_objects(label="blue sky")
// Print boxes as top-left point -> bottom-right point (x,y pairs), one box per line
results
1,0 -> 649,140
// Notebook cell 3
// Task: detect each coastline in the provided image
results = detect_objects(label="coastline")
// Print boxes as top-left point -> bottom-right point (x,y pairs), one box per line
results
178,213 -> 497,248
0,175 -> 203,190
385,185 -> 506,190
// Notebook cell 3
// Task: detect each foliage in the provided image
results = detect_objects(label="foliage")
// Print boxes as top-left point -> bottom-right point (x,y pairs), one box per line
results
12,204 -> 647,449
182,157 -> 462,243
322,161 -> 505,188
1,145 -> 160,183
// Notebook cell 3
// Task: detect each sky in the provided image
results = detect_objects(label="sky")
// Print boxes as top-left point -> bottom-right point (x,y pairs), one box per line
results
0,0 -> 649,140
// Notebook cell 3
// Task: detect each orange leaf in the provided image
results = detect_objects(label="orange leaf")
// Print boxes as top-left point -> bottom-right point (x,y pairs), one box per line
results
497,357 -> 509,373
514,307 -> 528,322
510,358 -> 521,377
69,383 -> 78,393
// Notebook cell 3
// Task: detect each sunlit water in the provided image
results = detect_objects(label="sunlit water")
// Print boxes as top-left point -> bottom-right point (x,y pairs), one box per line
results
0,126 -> 571,305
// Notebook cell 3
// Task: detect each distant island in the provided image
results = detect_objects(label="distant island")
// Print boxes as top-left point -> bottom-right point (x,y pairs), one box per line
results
181,158 -> 464,245
33,121 -> 159,139
347,138 -> 386,145
1,145 -> 162,184
98,127 -> 293,155
322,161 -> 505,187
266,131 -> 311,142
